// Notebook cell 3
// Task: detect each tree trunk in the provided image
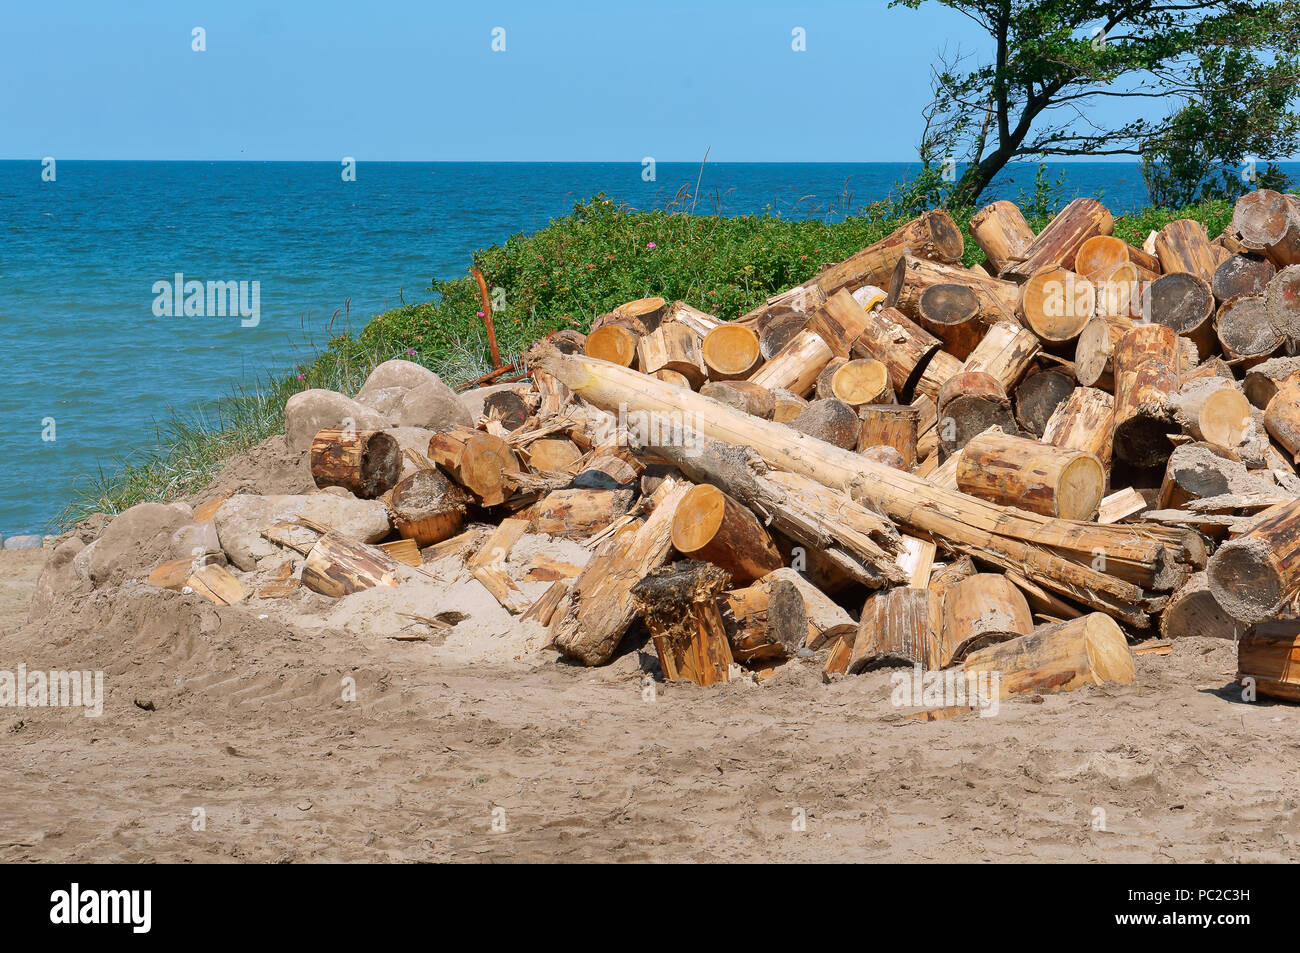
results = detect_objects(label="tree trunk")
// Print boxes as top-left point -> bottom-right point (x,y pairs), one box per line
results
1244,357 -> 1300,408
813,209 -> 965,297
527,437 -> 583,474
1018,266 -> 1095,344
830,359 -> 894,407
915,283 -> 985,360
969,200 -> 1035,275
700,380 -> 776,419
936,370 -> 1016,458
890,255 -> 1021,324
809,289 -> 873,357
858,404 -> 920,468
849,587 -> 943,672
1169,377 -> 1252,450
721,575 -> 808,664
1042,387 -> 1115,471
1153,219 -> 1218,281
1074,234 -> 1161,282
1159,571 -> 1244,641
962,613 -> 1135,699
1148,272 -> 1216,360
1265,265 -> 1300,344
1074,316 -> 1133,390
1111,323 -> 1182,468
309,429 -> 401,499
584,323 -> 641,368
666,301 -> 724,337
1238,619 -> 1300,702
1232,189 -> 1300,267
1216,295 -> 1282,367
789,398 -> 860,450
1013,367 -> 1075,436
1212,253 -> 1276,304
530,488 -> 634,538
848,305 -> 942,400
1266,374 -> 1300,461
956,429 -> 1105,520
759,567 -> 856,649
960,321 -> 1040,393
637,323 -> 706,388
389,469 -> 470,547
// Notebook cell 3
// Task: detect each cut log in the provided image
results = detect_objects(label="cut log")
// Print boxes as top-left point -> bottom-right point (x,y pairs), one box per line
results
1213,253 -> 1276,304
1093,261 -> 1147,320
1232,188 -> 1300,267
1244,356 -> 1300,408
749,329 -> 833,397
530,488 -> 633,538
1074,234 -> 1161,282
1207,499 -> 1300,623
665,301 -> 724,338
889,255 -> 1021,324
969,200 -> 1035,274
574,452 -> 640,490
960,321 -> 1041,393
427,427 -> 521,507
1019,266 -> 1096,344
632,561 -> 733,685
700,380 -> 776,419
858,404 -> 920,468
831,359 -> 894,407
594,296 -> 666,335
521,580 -> 569,627
1216,295 -> 1282,367
1169,377 -> 1252,450
301,532 -> 402,598
637,323 -> 706,387
914,349 -> 963,400
670,484 -> 784,585
916,283 -> 985,360
1159,571 -> 1244,641
956,429 -> 1105,520
722,575 -> 808,664
848,587 -> 943,672
814,209 -> 965,297
309,429 -> 401,499
1111,323 -> 1182,469
1002,198 -> 1114,283
814,357 -> 848,401
1238,619 -> 1300,702
483,390 -> 530,431
938,573 -> 1034,667
809,289 -> 874,357
760,567 -> 856,649
1153,219 -> 1218,281
552,478 -> 692,665
848,305 -> 942,399
1042,387 -> 1115,471
758,308 -> 808,360
527,437 -> 583,474
1074,316 -> 1133,390
701,324 -> 762,380
789,398 -> 860,450
390,469 -> 471,547
929,555 -> 977,601
466,518 -> 529,612
1147,271 -> 1216,359
584,323 -> 641,368
770,388 -> 808,424
1014,367 -> 1076,437
1265,374 -> 1300,461
1265,264 -> 1300,343
936,371 -> 1016,458
962,613 -> 1135,698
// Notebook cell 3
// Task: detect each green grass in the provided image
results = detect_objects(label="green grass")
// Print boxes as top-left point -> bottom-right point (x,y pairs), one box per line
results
59,192 -> 1245,528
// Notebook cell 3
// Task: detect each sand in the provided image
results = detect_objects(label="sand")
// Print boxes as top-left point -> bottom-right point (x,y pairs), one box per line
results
3,543 -> 1298,862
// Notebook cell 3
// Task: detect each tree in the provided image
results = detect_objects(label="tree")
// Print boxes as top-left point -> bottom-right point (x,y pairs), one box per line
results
898,0 -> 1300,207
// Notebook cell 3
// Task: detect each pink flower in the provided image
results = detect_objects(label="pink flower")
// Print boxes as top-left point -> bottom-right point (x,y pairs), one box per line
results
296,373 -> 304,380
477,311 -> 485,318
407,348 -> 415,355
646,242 -> 657,249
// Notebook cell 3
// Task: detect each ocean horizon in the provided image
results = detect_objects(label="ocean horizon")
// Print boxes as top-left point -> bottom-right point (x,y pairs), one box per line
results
2,159 -> 1295,534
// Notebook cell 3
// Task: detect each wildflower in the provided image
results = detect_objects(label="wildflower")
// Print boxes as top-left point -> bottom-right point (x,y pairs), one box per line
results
296,373 -> 304,380
647,242 -> 657,249
407,348 -> 415,355
477,311 -> 485,318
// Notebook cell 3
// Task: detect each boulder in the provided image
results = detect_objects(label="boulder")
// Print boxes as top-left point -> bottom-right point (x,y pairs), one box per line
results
356,359 -> 442,403
169,521 -> 223,561
28,536 -> 89,621
2,534 -> 44,550
392,378 -> 473,429
355,385 -> 408,418
88,502 -> 194,588
283,389 -> 390,452
382,427 -> 438,478
213,493 -> 391,572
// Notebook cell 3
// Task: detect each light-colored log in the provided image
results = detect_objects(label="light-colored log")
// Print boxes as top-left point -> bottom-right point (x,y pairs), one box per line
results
1019,266 -> 1095,344
389,469 -> 470,547
956,429 -> 1105,520
427,427 -> 521,507
701,324 -> 762,380
749,329 -> 833,397
960,321 -> 1041,393
632,561 -> 733,685
858,404 -> 919,468
1154,219 -> 1218,281
1111,323 -> 1181,468
963,613 -> 1135,698
1207,499 -> 1300,623
302,532 -> 402,598
637,323 -> 706,387
1042,386 -> 1115,470
670,484 -> 784,585
1002,198 -> 1114,283
938,573 -> 1034,667
969,200 -> 1034,275
849,587 -> 942,672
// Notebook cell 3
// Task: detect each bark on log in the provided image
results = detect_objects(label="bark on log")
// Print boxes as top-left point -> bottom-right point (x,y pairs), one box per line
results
1042,387 -> 1115,471
427,427 -> 521,507
858,404 -> 920,468
1207,499 -> 1300,623
758,309 -> 808,360
309,429 -> 401,499
938,573 -> 1034,667
1265,374 -> 1300,461
700,380 -> 776,419
701,324 -> 762,380
1111,324 -> 1182,469
390,468 -> 470,547
960,321 -> 1041,393
1244,357 -> 1300,408
1169,377 -> 1252,450
890,255 -> 1021,324
670,484 -> 784,585
813,209 -> 965,297
956,429 -> 1105,521
1216,295 -> 1282,367
963,613 -> 1135,698
849,587 -> 943,672
936,371 -> 1016,458
1265,265 -> 1300,343
530,487 -> 634,538
969,200 -> 1035,275
301,532 -> 403,598
848,305 -> 942,400
789,398 -> 860,450
809,289 -> 873,357
666,301 -> 724,338
1159,570 -> 1244,641
637,323 -> 706,388
1154,219 -> 1218,281
916,283 -> 985,360
632,561 -> 733,685
914,349 -> 964,400
1232,189 -> 1300,267
1074,316 -> 1134,390
722,575 -> 808,664
1002,198 -> 1114,283
760,567 -> 857,649
1238,619 -> 1300,702
594,296 -> 666,335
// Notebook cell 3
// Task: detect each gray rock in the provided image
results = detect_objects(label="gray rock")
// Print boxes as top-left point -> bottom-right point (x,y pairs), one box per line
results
168,521 -> 223,561
356,359 -> 442,402
392,378 -> 473,429
88,502 -> 194,588
355,385 -> 408,417
214,493 -> 391,572
283,389 -> 391,452
2,534 -> 43,550
382,427 -> 438,478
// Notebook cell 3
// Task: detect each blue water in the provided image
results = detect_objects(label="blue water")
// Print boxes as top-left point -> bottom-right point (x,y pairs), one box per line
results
0,160 -> 1293,534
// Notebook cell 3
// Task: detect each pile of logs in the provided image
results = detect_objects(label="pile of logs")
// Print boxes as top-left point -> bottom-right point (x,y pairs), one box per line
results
306,188 -> 1300,705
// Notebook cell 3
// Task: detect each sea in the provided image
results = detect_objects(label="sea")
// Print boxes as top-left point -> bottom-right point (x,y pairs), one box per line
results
0,160 -> 1291,534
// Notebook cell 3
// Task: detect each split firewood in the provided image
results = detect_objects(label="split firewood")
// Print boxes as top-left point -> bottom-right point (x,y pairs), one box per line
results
466,518 -> 530,613
1096,487 -> 1147,524
309,428 -> 401,499
721,574 -> 808,663
848,587 -> 943,672
701,324 -> 762,380
969,199 -> 1035,274
665,301 -> 724,338
186,563 -> 246,606
938,573 -> 1034,667
670,484 -> 784,585
521,580 -> 569,628
427,427 -> 521,507
1002,198 -> 1114,283
632,561 -> 734,686
379,538 -> 422,567
963,613 -> 1135,699
1232,188 -> 1300,267
389,468 -> 471,547
956,429 -> 1105,521
637,323 -> 706,388
858,404 -> 919,468
822,634 -> 855,677
700,380 -> 776,419
896,535 -> 937,587
301,532 -> 403,598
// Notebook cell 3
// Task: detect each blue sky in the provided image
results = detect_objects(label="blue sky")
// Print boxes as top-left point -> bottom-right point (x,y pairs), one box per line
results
2,0 -> 1157,162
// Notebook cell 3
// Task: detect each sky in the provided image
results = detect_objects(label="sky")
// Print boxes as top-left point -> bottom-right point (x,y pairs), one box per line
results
1,0 -> 1170,162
